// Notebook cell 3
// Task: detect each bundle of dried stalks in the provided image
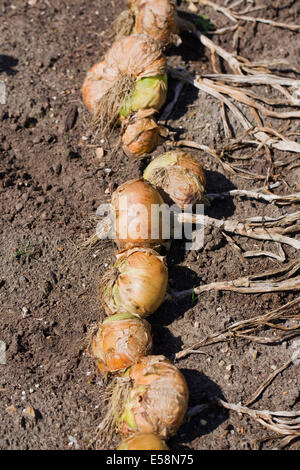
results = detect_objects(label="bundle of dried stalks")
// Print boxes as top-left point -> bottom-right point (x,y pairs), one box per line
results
169,69 -> 300,157
196,0 -> 300,32
178,211 -> 300,250
175,260 -> 300,300
217,399 -> 300,448
175,296 -> 300,359
206,182 -> 300,206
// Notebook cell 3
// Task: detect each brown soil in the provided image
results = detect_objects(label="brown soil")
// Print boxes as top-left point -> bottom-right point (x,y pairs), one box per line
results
0,0 -> 299,451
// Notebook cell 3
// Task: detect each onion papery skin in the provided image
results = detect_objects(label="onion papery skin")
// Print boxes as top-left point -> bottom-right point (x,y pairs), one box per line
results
118,355 -> 189,439
82,34 -> 167,114
117,433 -> 169,450
111,178 -> 165,250
92,313 -> 152,374
99,248 -> 168,318
129,0 -> 180,48
122,116 -> 159,158
143,150 -> 206,209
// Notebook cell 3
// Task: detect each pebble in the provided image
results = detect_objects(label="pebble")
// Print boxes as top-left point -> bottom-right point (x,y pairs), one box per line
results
6,405 -> 16,414
21,307 -> 30,318
188,2 -> 198,13
95,147 -> 104,159
24,406 -> 35,418
15,202 -> 23,212
219,360 -> 225,367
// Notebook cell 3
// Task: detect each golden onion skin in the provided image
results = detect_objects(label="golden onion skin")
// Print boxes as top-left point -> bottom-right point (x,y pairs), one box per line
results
117,433 -> 169,450
122,117 -> 159,158
92,313 -> 152,374
118,355 -> 189,439
99,248 -> 168,318
82,34 -> 167,114
143,150 -> 206,209
131,0 -> 179,48
111,178 -> 165,250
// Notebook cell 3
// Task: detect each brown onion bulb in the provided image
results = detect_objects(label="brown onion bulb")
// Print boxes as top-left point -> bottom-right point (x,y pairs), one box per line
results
143,150 -> 206,209
118,355 -> 189,439
99,248 -> 168,318
134,0 -> 180,48
82,34 -> 167,114
117,433 -> 169,450
111,178 -> 165,250
92,313 -> 152,374
122,116 -> 159,158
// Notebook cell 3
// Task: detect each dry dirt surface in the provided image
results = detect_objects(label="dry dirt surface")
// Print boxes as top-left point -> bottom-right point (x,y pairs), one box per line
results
0,0 -> 300,451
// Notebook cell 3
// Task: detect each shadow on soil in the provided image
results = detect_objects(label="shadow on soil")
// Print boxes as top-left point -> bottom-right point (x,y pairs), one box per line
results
171,369 -> 228,450
0,55 -> 18,75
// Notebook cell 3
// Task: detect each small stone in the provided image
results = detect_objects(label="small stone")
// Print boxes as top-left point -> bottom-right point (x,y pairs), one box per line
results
194,321 -> 200,328
15,202 -> 23,212
95,147 -> 104,159
188,2 -> 198,13
24,406 -> 35,418
226,364 -> 232,372
22,307 -> 30,318
103,168 -> 112,175
200,419 -> 207,426
219,360 -> 225,367
6,405 -> 16,414
252,350 -> 258,360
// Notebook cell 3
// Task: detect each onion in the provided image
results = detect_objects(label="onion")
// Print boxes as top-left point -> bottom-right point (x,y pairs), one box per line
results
118,355 -> 189,438
122,115 -> 159,158
133,0 -> 180,48
143,150 -> 206,209
99,248 -> 168,318
111,178 -> 165,250
124,0 -> 179,48
117,433 -> 169,450
81,34 -> 167,134
92,313 -> 152,374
